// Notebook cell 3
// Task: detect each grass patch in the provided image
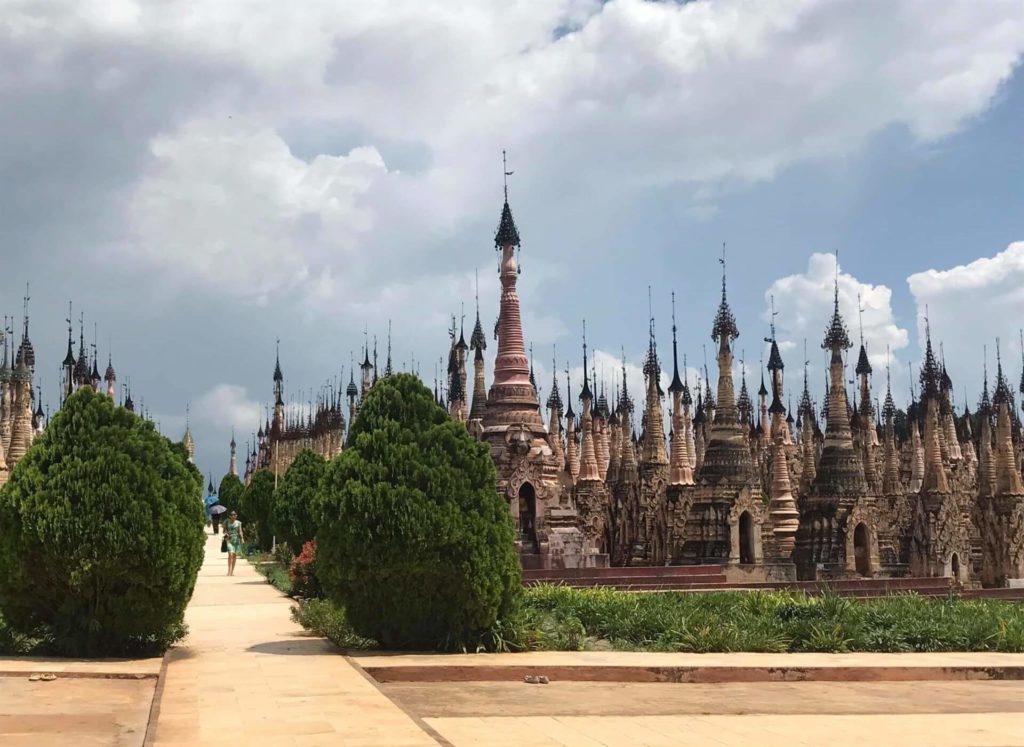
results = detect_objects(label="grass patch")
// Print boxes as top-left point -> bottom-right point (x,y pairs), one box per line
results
0,612 -> 39,655
247,552 -> 293,596
0,611 -> 184,657
286,584 -> 1024,655
291,599 -> 376,650
514,586 -> 1024,654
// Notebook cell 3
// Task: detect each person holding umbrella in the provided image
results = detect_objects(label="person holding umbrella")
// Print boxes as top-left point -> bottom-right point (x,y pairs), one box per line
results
224,511 -> 244,576
204,477 -> 221,533
209,503 -> 228,534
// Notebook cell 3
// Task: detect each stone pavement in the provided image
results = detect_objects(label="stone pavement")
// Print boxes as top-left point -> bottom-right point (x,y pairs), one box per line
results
148,530 -> 437,746
356,649 -> 1024,683
144,529 -> 1024,746
360,643 -> 1024,746
422,712 -> 1024,747
356,649 -> 1024,669
0,638 -> 161,745
0,676 -> 155,746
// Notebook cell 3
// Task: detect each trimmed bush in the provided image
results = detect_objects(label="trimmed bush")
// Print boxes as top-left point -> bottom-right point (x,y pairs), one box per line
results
273,449 -> 326,552
289,540 -> 322,598
0,388 -> 205,656
317,373 -> 520,650
241,469 -> 276,551
217,473 -> 244,516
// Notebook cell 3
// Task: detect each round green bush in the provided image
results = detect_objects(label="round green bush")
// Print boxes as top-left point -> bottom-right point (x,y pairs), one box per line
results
317,373 -> 520,650
273,449 -> 326,552
0,388 -> 205,656
242,469 -> 276,551
217,472 -> 244,516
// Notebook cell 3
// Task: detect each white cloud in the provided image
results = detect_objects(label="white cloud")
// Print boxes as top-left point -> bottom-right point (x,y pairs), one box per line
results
15,0 -> 1019,309
125,119 -> 390,299
908,241 -> 1024,401
194,383 -> 262,431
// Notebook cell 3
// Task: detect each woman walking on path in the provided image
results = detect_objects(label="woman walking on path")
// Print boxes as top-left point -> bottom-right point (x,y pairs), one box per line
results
225,511 -> 244,576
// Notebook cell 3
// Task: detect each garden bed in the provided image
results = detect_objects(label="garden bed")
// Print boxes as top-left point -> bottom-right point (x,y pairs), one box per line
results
293,585 -> 1024,654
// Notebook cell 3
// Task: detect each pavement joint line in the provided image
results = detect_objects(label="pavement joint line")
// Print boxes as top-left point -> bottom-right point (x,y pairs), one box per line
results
345,653 -> 454,747
141,645 -> 172,746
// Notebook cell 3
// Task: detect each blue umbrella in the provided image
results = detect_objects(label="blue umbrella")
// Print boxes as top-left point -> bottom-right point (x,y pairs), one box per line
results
204,494 -> 219,518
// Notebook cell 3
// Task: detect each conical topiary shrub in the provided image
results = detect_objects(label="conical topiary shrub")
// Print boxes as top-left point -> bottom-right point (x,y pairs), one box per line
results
0,388 -> 205,656
317,373 -> 520,649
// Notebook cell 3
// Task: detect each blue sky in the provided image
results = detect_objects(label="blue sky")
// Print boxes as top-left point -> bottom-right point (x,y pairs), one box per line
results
1,1 -> 1022,483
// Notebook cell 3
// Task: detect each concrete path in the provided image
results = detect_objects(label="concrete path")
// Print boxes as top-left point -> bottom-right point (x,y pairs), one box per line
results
149,530 -> 437,746
0,638 -> 160,745
0,676 -> 155,746
144,529 -> 1024,746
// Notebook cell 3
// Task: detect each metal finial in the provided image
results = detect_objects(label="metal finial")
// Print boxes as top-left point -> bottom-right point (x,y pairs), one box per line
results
857,292 -> 865,346
770,294 -> 777,341
671,291 -> 677,336
502,150 -> 514,202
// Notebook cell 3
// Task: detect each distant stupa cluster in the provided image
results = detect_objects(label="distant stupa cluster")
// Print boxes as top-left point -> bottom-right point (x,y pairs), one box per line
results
231,168 -> 1024,589
0,293 -> 199,485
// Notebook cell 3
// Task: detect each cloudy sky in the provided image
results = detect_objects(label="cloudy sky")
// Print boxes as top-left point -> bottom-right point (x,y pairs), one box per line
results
2,0 -> 1023,484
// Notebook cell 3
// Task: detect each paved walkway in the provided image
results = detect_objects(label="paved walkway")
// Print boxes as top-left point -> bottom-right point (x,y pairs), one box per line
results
146,530 -> 1024,746
149,530 -> 436,746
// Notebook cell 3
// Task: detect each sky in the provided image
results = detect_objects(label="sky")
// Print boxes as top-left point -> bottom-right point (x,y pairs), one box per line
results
1,0 -> 1023,485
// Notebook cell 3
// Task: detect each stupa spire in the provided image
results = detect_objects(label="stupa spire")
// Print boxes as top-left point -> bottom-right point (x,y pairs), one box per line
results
811,253 -> 863,495
700,243 -> 750,483
919,313 -> 949,494
482,150 -> 545,439
564,363 -> 579,480
993,339 -> 1024,496
881,346 -> 901,495
668,293 -> 692,484
578,322 -> 600,480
